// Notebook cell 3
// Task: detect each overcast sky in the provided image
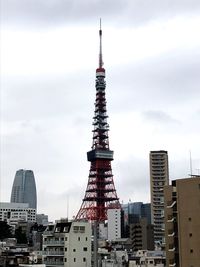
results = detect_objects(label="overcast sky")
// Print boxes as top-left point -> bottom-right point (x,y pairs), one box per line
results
1,0 -> 200,222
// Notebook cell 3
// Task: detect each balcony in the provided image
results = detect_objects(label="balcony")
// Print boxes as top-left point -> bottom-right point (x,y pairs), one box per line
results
169,259 -> 176,267
167,201 -> 176,209
167,215 -> 175,222
43,240 -> 65,246
43,251 -> 64,256
43,260 -> 64,266
168,229 -> 175,236
168,244 -> 175,252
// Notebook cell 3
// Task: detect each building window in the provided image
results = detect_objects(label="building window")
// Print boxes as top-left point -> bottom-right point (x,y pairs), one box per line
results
73,226 -> 79,232
65,247 -> 67,251
86,237 -> 88,241
83,247 -> 87,251
73,248 -> 76,252
190,249 -> 193,253
63,226 -> 69,232
189,233 -> 192,237
188,217 -> 192,221
83,257 -> 86,262
74,258 -> 76,262
80,226 -> 85,233
64,258 -> 67,262
78,237 -> 80,241
65,237 -> 68,241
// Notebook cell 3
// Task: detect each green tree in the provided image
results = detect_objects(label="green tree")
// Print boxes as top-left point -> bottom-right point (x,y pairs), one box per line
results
0,221 -> 13,240
15,227 -> 27,244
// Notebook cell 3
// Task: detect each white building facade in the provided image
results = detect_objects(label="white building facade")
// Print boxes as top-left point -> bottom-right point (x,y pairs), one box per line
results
107,208 -> 121,241
0,202 -> 36,224
42,221 -> 91,267
64,221 -> 91,267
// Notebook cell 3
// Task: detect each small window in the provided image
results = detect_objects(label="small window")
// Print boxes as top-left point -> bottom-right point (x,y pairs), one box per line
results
74,258 -> 76,262
64,258 -> 67,262
188,217 -> 192,221
65,237 -> 68,241
80,226 -> 85,232
83,257 -> 86,262
190,249 -> 193,253
83,247 -> 87,251
78,237 -> 80,241
64,226 -> 69,232
65,247 -> 67,251
55,227 -> 60,232
189,233 -> 192,237
73,248 -> 76,252
86,237 -> 88,241
73,226 -> 79,232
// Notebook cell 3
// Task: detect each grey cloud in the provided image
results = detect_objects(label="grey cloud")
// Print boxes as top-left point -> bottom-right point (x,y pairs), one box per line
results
2,73 -> 93,121
110,48 -> 200,113
1,0 -> 200,28
114,157 -> 150,203
142,110 -> 179,124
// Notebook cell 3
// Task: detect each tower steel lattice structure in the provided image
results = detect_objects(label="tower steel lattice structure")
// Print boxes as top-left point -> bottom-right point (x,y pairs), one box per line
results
76,23 -> 120,222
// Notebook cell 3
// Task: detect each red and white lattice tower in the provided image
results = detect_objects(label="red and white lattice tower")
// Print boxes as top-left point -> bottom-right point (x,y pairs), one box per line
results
76,22 -> 120,222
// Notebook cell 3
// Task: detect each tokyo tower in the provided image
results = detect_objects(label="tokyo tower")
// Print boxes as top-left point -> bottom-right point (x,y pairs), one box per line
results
76,22 -> 120,222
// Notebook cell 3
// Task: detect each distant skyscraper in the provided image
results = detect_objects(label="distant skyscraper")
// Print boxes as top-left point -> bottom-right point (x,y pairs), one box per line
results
10,169 -> 37,209
149,150 -> 169,247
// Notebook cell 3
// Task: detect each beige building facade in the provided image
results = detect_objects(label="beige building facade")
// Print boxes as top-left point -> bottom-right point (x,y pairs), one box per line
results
164,177 -> 200,267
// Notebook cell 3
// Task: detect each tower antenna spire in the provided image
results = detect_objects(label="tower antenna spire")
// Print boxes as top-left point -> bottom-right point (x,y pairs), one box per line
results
99,18 -> 103,68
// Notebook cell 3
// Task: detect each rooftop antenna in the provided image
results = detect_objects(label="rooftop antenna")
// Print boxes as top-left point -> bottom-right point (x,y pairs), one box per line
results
66,195 -> 69,219
189,150 -> 193,177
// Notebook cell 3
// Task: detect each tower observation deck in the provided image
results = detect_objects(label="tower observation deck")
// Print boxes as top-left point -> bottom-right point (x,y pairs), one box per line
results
75,22 -> 120,222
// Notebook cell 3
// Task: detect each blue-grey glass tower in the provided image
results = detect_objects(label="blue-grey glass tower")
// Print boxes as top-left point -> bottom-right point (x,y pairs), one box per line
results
10,169 -> 37,209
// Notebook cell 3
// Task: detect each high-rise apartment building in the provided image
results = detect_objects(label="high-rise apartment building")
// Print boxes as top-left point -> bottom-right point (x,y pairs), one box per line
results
164,177 -> 200,267
149,150 -> 169,247
10,169 -> 37,209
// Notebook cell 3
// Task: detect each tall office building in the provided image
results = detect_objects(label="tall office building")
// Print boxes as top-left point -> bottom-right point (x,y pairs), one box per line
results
10,169 -> 37,209
149,150 -> 169,247
164,177 -> 200,267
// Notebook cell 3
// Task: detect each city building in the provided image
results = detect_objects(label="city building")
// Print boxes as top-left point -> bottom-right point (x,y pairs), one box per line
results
164,177 -> 200,267
149,150 -> 169,247
129,250 -> 166,267
122,202 -> 151,226
107,208 -> 121,241
0,202 -> 36,228
0,238 -> 29,266
42,221 -> 91,267
121,202 -> 153,246
10,169 -> 37,210
129,218 -> 154,251
36,214 -> 49,225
